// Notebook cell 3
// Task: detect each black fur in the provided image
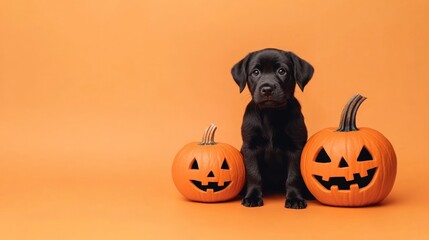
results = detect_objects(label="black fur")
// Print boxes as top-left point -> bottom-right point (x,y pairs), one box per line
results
231,48 -> 314,209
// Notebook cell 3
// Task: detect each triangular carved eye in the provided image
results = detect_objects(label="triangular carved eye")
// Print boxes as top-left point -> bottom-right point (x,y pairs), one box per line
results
315,148 -> 331,163
357,146 -> 373,161
221,159 -> 229,170
191,159 -> 199,169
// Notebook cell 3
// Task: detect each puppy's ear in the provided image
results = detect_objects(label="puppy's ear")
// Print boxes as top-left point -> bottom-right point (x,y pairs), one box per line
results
231,54 -> 250,93
288,52 -> 314,91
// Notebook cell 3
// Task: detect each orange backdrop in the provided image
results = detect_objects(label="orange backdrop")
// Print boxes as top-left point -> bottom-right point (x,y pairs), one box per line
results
1,0 -> 429,239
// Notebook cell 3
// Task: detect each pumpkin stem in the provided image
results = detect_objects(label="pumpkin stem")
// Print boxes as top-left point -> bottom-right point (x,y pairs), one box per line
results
200,123 -> 218,145
337,93 -> 367,132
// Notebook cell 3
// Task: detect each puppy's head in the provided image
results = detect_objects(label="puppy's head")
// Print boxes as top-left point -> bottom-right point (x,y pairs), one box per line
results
231,48 -> 314,108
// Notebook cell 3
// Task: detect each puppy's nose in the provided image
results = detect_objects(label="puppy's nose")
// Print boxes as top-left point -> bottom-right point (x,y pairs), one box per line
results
260,85 -> 274,96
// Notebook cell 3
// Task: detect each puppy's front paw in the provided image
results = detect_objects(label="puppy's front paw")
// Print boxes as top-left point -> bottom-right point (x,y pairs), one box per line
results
285,198 -> 307,209
242,196 -> 264,207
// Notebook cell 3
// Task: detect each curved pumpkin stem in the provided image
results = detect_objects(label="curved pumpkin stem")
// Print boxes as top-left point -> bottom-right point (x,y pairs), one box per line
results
200,123 -> 218,145
337,94 -> 367,132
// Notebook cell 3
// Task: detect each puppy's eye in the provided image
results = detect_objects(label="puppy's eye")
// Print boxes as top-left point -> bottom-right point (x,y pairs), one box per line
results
277,68 -> 287,76
251,69 -> 260,77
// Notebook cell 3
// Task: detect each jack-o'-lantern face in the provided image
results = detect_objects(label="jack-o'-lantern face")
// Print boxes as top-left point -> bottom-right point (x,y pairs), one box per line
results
301,127 -> 397,207
300,94 -> 397,207
172,144 -> 245,202
172,124 -> 246,202
189,158 -> 232,192
313,145 -> 377,192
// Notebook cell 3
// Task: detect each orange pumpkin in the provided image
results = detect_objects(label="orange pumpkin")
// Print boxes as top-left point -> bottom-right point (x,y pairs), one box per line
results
172,124 -> 245,202
301,94 -> 397,207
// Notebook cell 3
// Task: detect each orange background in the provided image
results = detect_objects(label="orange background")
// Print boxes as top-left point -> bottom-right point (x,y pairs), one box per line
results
1,0 -> 429,239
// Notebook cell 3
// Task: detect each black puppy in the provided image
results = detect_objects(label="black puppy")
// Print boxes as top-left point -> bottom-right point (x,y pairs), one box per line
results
231,48 -> 314,209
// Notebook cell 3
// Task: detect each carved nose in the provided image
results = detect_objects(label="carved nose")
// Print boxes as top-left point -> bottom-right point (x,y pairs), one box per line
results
207,171 -> 215,177
260,85 -> 274,96
339,157 -> 349,168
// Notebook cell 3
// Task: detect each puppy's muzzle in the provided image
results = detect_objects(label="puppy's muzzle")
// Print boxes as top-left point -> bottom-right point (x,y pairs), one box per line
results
254,82 -> 286,108
260,85 -> 274,97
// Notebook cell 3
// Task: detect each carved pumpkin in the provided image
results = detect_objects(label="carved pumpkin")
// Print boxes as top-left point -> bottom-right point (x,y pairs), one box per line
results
301,94 -> 397,207
172,124 -> 245,202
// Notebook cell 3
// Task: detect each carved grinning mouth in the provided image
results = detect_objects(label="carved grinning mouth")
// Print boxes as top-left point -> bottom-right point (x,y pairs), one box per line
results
313,167 -> 377,190
191,180 -> 231,192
